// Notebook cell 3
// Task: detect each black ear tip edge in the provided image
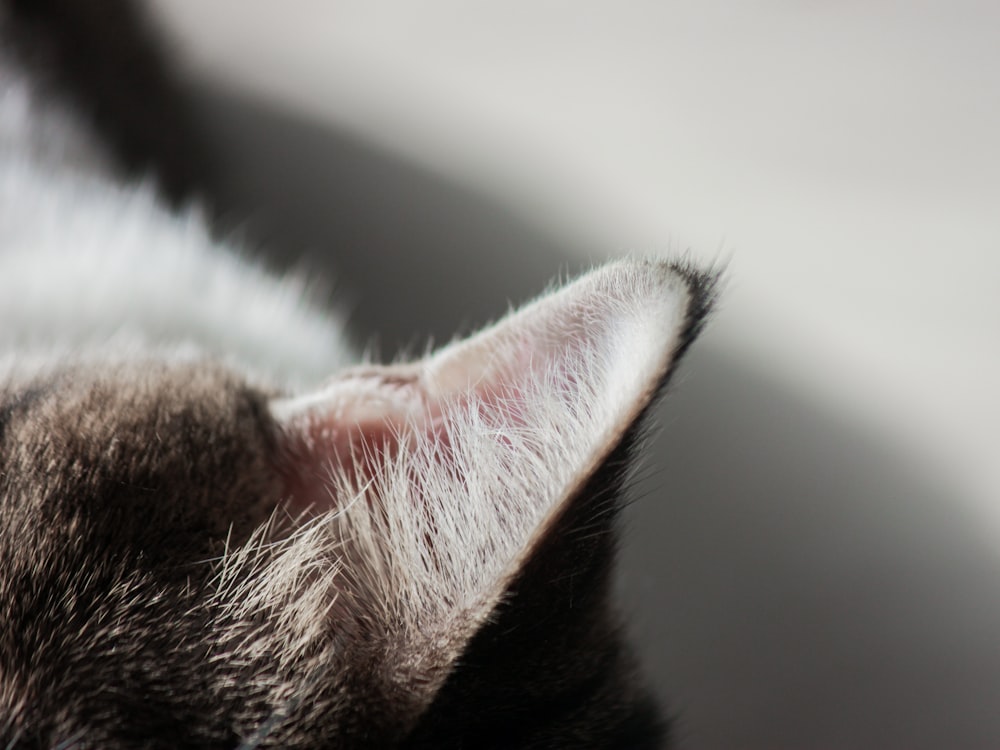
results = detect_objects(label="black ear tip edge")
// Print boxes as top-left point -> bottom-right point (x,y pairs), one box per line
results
664,258 -> 723,369
598,258 -> 721,493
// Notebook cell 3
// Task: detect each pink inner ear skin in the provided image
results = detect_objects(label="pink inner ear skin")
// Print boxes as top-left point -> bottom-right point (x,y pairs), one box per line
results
269,260 -> 692,526
273,372 -> 536,520
257,261 -> 696,716
272,368 -> 438,519
271,333 -> 539,521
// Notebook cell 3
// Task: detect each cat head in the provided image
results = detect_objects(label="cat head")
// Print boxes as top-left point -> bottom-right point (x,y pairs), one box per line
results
0,260 -> 714,748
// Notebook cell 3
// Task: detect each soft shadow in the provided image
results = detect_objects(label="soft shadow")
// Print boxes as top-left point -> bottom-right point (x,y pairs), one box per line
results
191,85 -> 575,356
190,86 -> 1000,750
627,344 -> 1000,750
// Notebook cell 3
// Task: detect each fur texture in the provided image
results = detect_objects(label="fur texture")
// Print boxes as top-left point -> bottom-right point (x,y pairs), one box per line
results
0,2 -> 716,747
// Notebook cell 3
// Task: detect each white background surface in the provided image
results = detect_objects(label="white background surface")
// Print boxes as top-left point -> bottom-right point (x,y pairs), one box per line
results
147,2 -> 1000,747
153,0 -> 998,516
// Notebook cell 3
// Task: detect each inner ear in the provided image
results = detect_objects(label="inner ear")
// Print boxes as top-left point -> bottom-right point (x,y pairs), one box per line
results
270,260 -> 706,524
259,260 -> 713,721
270,364 -> 436,517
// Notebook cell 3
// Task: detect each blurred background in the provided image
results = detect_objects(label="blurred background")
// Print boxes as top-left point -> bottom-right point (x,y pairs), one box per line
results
147,2 -> 999,747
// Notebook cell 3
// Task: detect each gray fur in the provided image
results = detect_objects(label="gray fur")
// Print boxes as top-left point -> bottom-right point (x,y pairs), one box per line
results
0,2 -> 715,747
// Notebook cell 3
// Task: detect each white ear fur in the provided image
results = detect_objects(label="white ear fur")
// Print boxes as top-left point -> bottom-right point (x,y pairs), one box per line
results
266,259 -> 696,708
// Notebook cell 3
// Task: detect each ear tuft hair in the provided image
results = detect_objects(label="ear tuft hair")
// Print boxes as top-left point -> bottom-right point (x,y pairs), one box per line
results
257,259 -> 715,729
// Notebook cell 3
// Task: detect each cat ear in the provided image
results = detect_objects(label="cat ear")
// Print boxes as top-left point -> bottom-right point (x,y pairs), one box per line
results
267,259 -> 712,721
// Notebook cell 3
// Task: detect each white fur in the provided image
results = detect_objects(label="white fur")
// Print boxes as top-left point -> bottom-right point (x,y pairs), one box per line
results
250,261 -> 693,709
0,48 -> 696,721
0,54 -> 354,388
0,44 -> 113,178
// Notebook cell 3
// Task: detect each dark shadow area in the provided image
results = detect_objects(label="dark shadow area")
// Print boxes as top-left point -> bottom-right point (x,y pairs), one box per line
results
626,346 -> 1000,749
189,86 -> 1000,749
191,85 -> 577,357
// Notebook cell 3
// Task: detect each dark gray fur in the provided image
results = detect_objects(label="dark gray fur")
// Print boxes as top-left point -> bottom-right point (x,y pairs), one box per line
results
0,2 -> 715,747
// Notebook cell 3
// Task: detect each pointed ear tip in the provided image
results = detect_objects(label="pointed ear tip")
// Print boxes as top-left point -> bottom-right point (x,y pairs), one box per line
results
578,260 -> 719,397
595,257 -> 720,331
662,258 -> 722,326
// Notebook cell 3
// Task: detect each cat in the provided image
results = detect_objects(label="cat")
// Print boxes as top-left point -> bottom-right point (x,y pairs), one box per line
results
0,1 -> 716,747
